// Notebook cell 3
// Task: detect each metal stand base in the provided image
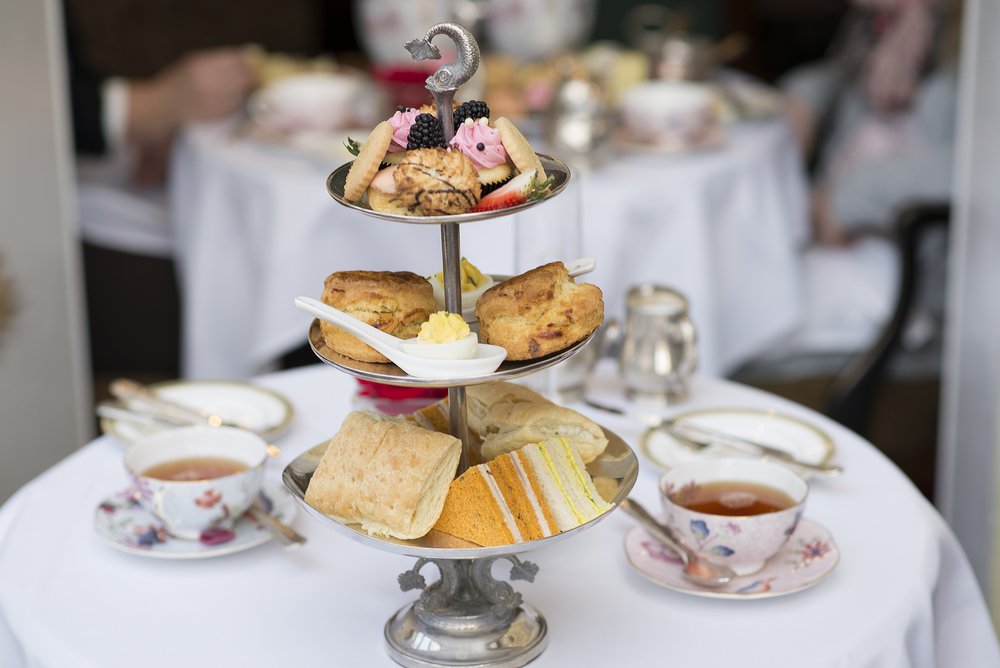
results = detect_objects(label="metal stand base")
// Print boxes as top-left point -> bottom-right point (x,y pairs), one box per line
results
385,556 -> 547,668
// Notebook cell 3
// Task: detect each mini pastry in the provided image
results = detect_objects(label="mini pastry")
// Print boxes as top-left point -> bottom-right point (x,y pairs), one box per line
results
475,261 -> 603,361
305,411 -> 461,540
320,270 -> 435,363
494,116 -> 546,181
345,102 -> 551,215
373,148 -> 481,216
382,107 -> 422,164
449,117 -> 513,192
432,438 -> 612,547
344,121 -> 393,202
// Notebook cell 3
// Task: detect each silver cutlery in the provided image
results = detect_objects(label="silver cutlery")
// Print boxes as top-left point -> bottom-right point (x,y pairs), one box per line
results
621,497 -> 734,587
582,396 -> 843,476
109,378 -> 252,430
658,421 -> 843,477
96,399 -> 282,458
245,501 -> 307,548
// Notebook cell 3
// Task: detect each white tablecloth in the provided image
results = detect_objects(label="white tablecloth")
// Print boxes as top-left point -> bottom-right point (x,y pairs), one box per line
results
0,364 -> 995,668
170,119 -> 808,379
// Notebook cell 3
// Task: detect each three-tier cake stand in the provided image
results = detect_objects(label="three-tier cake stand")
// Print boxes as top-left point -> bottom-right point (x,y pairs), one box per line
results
282,23 -> 638,668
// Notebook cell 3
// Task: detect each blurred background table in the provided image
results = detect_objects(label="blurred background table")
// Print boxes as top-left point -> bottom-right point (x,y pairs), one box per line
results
0,363 -> 995,667
170,116 -> 807,379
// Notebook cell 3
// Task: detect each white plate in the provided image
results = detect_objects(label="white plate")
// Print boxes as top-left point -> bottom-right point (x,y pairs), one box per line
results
247,72 -> 367,134
94,482 -> 296,560
639,407 -> 836,475
100,380 -> 294,445
625,517 -> 839,599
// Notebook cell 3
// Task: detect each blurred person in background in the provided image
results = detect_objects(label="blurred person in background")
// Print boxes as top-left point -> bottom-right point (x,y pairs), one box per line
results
63,0 -> 338,380
782,0 -> 961,246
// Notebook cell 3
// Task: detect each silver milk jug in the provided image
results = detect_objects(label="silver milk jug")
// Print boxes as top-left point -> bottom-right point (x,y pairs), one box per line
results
619,284 -> 697,403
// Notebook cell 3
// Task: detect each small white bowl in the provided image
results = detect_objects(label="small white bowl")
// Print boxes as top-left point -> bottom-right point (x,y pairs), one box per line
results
620,81 -> 717,146
249,72 -> 366,133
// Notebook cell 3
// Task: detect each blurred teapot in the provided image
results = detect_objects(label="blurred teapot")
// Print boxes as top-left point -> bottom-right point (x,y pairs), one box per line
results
623,4 -> 746,81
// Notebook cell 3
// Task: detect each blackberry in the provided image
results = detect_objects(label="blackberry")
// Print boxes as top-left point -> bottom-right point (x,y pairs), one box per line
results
453,100 -> 490,126
406,113 -> 446,149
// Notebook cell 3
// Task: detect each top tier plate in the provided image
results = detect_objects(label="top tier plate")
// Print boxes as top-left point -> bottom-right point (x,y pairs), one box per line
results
327,154 -> 571,224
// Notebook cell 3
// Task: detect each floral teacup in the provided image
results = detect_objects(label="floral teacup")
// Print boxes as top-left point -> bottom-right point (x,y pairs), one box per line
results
659,457 -> 808,576
124,427 -> 267,541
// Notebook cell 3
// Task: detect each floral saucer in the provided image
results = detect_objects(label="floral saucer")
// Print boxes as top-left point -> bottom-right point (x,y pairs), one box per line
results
624,518 -> 839,599
94,482 -> 296,559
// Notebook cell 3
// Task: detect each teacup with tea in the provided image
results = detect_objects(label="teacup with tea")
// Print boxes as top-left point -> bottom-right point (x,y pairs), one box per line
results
124,426 -> 268,540
659,457 -> 808,575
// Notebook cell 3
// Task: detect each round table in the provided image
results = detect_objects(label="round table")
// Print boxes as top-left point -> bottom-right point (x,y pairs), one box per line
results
169,118 -> 808,380
0,363 -> 995,667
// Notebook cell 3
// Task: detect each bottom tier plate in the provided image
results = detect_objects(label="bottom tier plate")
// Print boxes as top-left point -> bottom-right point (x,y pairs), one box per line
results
282,424 -> 639,560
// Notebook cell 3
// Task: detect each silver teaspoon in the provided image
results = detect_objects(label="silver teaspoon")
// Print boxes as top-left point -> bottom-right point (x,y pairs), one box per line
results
621,497 -> 735,587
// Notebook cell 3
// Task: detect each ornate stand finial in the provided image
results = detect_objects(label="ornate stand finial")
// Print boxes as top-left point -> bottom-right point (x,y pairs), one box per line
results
405,22 -> 481,142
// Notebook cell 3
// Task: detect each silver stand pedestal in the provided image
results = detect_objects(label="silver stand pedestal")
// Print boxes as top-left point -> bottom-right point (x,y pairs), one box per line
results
385,556 -> 547,668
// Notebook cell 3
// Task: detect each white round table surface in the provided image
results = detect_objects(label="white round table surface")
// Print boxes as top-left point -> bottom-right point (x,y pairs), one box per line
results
0,363 -> 995,668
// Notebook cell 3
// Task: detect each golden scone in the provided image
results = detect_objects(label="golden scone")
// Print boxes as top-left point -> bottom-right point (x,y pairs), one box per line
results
392,148 -> 482,215
344,121 -> 393,202
494,116 -> 546,181
475,262 -> 603,360
320,270 -> 435,363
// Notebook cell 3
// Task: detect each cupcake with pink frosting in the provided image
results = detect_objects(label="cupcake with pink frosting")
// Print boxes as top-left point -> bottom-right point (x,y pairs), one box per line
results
382,107 -> 422,164
449,117 -> 513,192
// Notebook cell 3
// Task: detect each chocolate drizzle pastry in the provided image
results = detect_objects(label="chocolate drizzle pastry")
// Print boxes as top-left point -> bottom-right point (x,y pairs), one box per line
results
388,148 -> 482,216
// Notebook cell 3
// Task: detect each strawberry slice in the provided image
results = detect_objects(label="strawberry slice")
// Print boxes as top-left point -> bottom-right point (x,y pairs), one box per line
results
471,169 -> 553,213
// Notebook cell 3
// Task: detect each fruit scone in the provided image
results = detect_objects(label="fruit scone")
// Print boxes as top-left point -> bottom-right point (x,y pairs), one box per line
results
343,100 -> 553,216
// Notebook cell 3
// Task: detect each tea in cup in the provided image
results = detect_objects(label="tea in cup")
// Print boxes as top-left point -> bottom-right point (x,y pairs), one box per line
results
124,426 -> 268,540
659,457 -> 807,575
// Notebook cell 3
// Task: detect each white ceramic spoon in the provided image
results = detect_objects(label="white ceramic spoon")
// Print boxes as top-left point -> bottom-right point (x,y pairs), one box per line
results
294,297 -> 508,379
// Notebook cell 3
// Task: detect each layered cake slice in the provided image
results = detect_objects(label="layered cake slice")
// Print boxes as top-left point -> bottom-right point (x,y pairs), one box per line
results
433,437 -> 613,547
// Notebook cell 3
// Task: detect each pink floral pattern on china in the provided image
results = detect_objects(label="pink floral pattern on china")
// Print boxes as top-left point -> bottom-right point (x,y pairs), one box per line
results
662,478 -> 805,576
624,517 -> 839,599
94,483 -> 295,559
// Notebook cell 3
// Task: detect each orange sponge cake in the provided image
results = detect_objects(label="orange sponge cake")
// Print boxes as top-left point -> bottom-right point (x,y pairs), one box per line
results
433,438 -> 612,547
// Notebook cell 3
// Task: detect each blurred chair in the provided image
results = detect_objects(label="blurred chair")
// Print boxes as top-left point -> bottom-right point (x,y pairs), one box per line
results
825,202 -> 950,435
733,201 -> 950,441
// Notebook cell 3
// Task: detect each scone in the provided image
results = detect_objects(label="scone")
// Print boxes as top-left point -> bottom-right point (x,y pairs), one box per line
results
374,148 -> 481,216
320,270 -> 435,363
475,262 -> 604,360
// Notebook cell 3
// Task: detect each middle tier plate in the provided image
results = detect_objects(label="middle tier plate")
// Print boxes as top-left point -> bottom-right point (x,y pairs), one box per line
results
307,319 -> 595,388
282,424 -> 638,560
